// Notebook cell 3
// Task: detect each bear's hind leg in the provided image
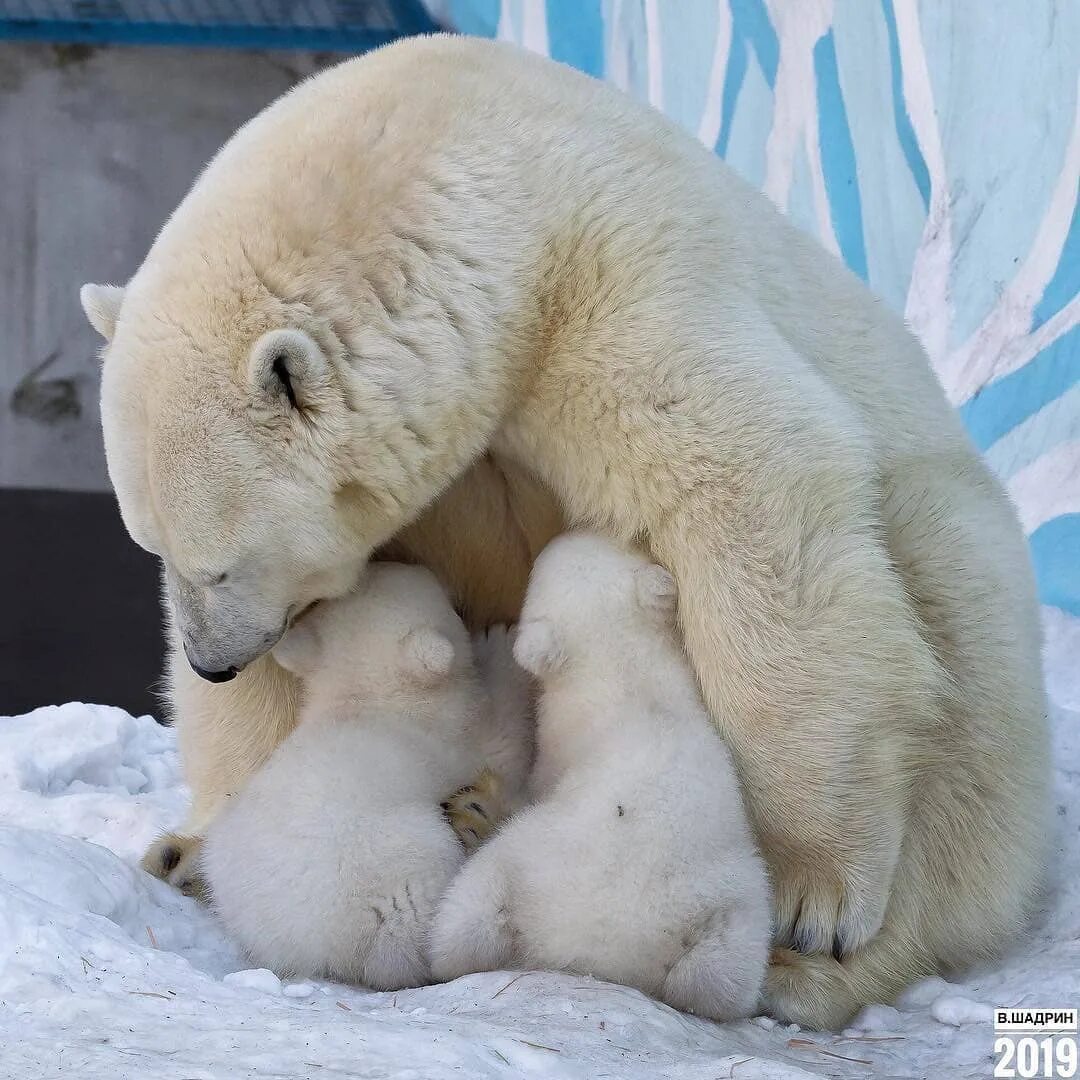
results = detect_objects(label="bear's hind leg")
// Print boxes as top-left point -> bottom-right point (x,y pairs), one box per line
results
764,743 -> 1049,1031
765,932 -> 934,1030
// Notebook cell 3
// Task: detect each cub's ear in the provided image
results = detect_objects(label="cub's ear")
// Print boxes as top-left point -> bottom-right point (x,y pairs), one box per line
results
635,564 -> 677,621
403,627 -> 455,684
512,619 -> 565,677
80,283 -> 125,341
272,619 -> 322,676
247,328 -> 331,412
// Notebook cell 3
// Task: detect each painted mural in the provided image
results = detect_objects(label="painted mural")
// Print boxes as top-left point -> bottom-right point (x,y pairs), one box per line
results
442,0 -> 1080,616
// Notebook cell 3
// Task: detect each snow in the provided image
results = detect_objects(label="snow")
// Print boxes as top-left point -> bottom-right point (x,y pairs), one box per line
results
2,610 -> 1077,1079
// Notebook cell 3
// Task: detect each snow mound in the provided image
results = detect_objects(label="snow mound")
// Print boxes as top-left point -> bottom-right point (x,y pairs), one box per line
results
2,615 -> 1078,1079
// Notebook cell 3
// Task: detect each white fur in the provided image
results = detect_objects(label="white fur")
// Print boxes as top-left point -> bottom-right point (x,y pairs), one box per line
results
86,35 -> 1049,1027
202,562 -> 532,988
430,534 -> 771,1021
469,623 -> 535,813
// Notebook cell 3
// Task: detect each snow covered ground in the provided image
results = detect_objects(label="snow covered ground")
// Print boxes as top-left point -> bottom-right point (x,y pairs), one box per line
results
1,610 -> 1077,1080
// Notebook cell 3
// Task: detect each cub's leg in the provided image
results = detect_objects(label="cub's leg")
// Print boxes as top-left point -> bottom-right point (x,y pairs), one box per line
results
471,623 -> 534,798
662,902 -> 771,1023
428,846 -> 517,981
443,624 -> 535,847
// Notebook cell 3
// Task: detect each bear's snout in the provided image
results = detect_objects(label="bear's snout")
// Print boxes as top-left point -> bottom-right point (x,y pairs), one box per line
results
189,661 -> 239,684
183,640 -> 242,682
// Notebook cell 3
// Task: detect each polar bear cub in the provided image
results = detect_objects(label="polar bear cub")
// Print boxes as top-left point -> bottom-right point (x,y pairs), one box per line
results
429,533 -> 771,1021
202,562 -> 532,989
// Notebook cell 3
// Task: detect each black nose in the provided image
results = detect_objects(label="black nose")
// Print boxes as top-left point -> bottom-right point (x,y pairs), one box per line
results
190,663 -> 238,683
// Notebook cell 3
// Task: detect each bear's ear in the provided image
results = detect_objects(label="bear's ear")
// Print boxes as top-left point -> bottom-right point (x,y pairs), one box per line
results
634,564 -> 677,621
403,627 -> 455,684
272,619 -> 322,675
247,328 -> 331,413
512,619 -> 565,677
80,283 -> 125,341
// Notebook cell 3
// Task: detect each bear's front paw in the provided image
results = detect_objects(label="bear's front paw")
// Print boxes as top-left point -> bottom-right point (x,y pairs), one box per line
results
442,768 -> 509,850
141,832 -> 209,903
769,854 -> 890,959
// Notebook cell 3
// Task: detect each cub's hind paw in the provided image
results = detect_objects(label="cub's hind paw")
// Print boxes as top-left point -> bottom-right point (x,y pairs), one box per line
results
141,832 -> 209,903
442,768 -> 509,851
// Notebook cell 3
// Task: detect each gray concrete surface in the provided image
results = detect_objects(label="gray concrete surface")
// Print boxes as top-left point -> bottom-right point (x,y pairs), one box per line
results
0,42 -> 335,492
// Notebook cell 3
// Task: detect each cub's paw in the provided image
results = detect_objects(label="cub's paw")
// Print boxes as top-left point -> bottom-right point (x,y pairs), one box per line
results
442,768 -> 508,850
428,844 -> 516,981
769,851 -> 892,960
661,905 -> 770,1022
141,832 -> 209,903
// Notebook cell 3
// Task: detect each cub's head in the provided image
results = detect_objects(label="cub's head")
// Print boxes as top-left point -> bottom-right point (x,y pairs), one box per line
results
81,270 -> 426,683
271,562 -> 472,708
512,532 -> 677,678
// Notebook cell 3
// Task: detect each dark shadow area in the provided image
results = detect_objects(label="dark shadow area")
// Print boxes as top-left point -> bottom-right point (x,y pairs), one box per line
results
0,488 -> 165,719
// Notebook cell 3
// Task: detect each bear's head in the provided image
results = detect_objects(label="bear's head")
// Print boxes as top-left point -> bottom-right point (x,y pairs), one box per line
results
80,255 -> 468,683
512,532 -> 677,678
271,561 -> 473,714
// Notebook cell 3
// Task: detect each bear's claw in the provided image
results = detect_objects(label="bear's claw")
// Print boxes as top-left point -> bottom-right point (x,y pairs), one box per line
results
442,768 -> 509,850
770,856 -> 890,961
141,832 -> 210,904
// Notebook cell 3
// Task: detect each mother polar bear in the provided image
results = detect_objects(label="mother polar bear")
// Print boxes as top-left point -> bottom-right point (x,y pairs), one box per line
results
80,35 -> 1048,1028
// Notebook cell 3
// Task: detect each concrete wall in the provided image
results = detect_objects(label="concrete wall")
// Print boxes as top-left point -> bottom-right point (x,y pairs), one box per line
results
0,42 -> 334,492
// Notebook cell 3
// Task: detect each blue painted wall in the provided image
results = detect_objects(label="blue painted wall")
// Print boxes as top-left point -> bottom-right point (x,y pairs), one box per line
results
445,0 -> 1080,616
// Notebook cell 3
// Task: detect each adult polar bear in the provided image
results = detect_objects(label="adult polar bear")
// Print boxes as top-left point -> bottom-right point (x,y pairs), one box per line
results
81,35 -> 1048,1027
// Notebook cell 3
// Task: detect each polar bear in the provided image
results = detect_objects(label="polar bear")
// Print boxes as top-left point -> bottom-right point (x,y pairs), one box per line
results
81,35 -> 1049,1027
202,561 -> 533,987
430,533 -> 771,1021
134,454 -> 556,903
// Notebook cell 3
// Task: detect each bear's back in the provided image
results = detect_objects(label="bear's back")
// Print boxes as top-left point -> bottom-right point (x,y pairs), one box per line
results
139,33 -> 976,471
